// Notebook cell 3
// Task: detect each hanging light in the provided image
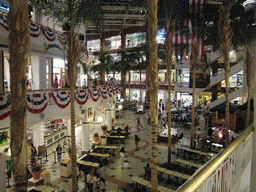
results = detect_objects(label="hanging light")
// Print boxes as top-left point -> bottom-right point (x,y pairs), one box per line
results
118,105 -> 123,110
97,116 -> 103,123
120,98 -> 124,102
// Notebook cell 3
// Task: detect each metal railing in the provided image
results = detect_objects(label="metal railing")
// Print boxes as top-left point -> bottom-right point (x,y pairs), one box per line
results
177,124 -> 254,192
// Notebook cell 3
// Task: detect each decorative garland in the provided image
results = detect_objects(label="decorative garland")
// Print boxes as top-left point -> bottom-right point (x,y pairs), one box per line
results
0,12 -> 64,43
0,94 -> 11,120
89,88 -> 100,102
41,26 -> 56,42
0,86 -> 118,120
107,87 -> 113,97
76,88 -> 89,105
30,23 -> 41,38
26,92 -> 49,114
0,13 -> 8,31
100,87 -> 108,99
50,90 -> 71,108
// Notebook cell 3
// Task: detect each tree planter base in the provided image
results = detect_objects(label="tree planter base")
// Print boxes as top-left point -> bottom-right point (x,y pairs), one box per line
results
31,171 -> 41,180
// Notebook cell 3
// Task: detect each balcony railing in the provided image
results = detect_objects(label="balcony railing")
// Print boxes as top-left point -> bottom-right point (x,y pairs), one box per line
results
177,124 -> 254,192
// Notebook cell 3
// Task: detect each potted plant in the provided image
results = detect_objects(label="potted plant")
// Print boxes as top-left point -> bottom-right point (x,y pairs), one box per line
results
93,133 -> 100,142
67,147 -> 71,159
31,162 -> 42,180
101,125 -> 108,135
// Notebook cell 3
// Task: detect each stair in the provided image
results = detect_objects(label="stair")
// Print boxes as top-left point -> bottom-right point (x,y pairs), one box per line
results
202,87 -> 243,110
210,59 -> 244,87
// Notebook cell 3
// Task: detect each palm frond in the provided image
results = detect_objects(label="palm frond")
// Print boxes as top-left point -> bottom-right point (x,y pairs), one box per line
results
44,43 -> 63,52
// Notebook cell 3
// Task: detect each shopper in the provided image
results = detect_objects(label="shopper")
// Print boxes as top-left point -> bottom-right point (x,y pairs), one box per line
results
99,163 -> 106,186
137,117 -> 144,130
145,164 -> 151,181
120,147 -> 126,169
135,135 -> 141,151
56,144 -> 62,163
87,169 -> 94,192
31,143 -> 37,158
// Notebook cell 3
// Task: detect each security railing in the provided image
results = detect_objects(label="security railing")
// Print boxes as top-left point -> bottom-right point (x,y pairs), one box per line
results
177,124 -> 254,192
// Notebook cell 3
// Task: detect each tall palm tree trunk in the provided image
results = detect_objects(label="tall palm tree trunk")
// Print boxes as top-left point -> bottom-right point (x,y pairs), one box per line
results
140,67 -> 142,102
165,20 -> 174,164
8,1 -> 30,191
147,0 -> 159,191
66,28 -> 81,191
245,46 -> 253,128
121,69 -> 126,99
129,71 -> 131,105
190,43 -> 198,148
218,0 -> 232,144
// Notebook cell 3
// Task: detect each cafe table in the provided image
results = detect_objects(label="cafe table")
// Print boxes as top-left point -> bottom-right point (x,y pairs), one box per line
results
157,186 -> 169,192
91,162 -> 100,168
42,186 -> 55,192
181,174 -> 191,180
157,167 -> 167,180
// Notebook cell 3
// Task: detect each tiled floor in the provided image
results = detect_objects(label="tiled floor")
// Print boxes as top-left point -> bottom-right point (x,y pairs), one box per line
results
6,108 -> 199,192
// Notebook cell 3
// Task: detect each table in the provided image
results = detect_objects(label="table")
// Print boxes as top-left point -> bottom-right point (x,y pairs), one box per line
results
28,177 -> 44,187
157,186 -> 169,192
176,158 -> 202,168
88,152 -> 110,165
30,185 -> 55,192
107,135 -> 126,144
157,167 -> 167,180
96,145 -> 119,155
181,174 -> 191,180
131,176 -> 143,183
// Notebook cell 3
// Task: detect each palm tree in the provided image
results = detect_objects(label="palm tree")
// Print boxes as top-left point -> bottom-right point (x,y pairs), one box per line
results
8,0 -> 30,191
29,1 -> 103,190
90,53 -> 114,83
218,0 -> 233,144
147,0 -> 159,191
190,43 -> 199,148
244,45 -> 253,128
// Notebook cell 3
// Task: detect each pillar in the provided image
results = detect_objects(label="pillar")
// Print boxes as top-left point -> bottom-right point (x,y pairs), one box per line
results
111,107 -> 115,128
0,155 -> 6,192
32,122 -> 45,155
66,120 -> 71,136
0,51 -> 3,93
106,109 -> 112,131
48,57 -> 53,89
250,43 -> 256,191
81,122 -> 90,155
31,55 -> 47,90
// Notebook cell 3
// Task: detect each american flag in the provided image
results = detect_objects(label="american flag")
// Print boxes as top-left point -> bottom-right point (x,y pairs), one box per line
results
171,0 -> 205,57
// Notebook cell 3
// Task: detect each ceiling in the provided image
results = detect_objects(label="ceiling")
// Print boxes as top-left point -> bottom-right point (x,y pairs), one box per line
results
85,0 -> 147,40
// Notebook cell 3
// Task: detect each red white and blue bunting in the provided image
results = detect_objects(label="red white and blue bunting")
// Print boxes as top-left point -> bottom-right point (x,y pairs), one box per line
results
56,31 -> 65,45
76,88 -> 89,105
26,92 -> 49,114
107,87 -> 113,97
100,87 -> 108,99
0,86 -> 118,120
178,58 -> 190,64
51,90 -> 71,108
89,88 -> 100,102
30,23 -> 41,38
0,94 -> 11,120
0,13 -> 8,31
41,26 -> 56,42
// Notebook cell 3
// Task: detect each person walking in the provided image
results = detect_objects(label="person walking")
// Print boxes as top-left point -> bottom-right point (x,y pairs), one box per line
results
99,163 -> 106,186
87,169 -> 94,192
135,135 -> 141,151
56,144 -> 62,163
120,147 -> 126,169
137,117 -> 144,130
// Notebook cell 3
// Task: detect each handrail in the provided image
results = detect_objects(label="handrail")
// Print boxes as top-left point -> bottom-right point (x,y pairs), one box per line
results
177,124 -> 254,192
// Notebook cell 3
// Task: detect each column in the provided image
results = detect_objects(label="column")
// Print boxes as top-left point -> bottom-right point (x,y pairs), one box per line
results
111,107 -> 115,128
106,109 -> 112,131
0,51 -> 3,93
250,43 -> 256,190
0,155 -> 6,192
32,122 -> 45,155
48,57 -> 53,89
66,120 -> 71,136
81,122 -> 90,155
31,55 -> 47,90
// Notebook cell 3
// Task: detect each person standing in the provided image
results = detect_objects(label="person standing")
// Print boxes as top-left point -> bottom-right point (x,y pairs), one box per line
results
120,147 -> 126,169
82,78 -> 87,87
98,163 -> 106,186
56,144 -> 62,163
87,169 -> 94,192
31,143 -> 37,159
137,117 -> 144,130
135,135 -> 141,151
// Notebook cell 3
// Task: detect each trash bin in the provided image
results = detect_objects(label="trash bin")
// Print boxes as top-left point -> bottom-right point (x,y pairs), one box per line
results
101,136 -> 107,145
60,159 -> 72,177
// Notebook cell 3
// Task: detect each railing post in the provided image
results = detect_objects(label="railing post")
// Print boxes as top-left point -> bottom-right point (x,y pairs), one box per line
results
45,150 -> 49,162
53,151 -> 57,164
